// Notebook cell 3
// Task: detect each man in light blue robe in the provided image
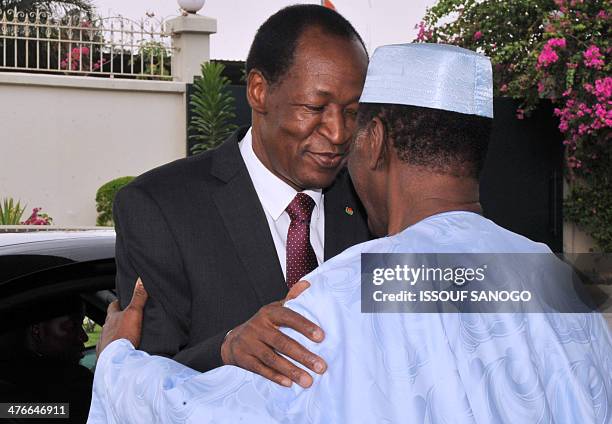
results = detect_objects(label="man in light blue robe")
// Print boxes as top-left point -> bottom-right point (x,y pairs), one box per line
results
88,44 -> 612,424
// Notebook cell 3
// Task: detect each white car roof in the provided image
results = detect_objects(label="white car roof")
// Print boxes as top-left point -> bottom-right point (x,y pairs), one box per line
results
0,228 -> 115,248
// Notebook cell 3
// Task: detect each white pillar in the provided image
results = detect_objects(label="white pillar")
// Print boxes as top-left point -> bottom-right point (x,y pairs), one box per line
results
167,14 -> 217,83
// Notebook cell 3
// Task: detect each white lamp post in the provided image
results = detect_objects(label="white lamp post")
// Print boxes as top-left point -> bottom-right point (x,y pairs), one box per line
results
168,1 -> 216,82
177,0 -> 206,14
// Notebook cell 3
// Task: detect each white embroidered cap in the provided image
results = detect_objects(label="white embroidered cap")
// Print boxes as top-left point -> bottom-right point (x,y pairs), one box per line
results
359,43 -> 494,118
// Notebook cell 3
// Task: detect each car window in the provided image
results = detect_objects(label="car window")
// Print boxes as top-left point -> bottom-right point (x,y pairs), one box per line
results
80,347 -> 97,372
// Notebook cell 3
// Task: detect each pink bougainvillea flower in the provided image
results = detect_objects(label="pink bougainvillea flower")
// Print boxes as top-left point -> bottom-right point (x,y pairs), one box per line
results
583,45 -> 604,69
537,47 -> 558,68
594,104 -> 608,121
567,156 -> 582,169
537,38 -> 566,69
80,46 -> 90,56
594,77 -> 612,99
548,38 -> 566,48
537,81 -> 545,94
583,78 -> 612,108
415,21 -> 432,42
473,31 -> 483,41
23,207 -> 52,225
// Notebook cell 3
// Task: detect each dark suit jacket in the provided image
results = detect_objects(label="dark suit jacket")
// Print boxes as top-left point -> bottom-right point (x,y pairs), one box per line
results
114,127 -> 370,372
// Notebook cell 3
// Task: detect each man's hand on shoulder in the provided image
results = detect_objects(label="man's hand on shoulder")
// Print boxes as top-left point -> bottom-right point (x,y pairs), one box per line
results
220,281 -> 327,388
97,278 -> 149,357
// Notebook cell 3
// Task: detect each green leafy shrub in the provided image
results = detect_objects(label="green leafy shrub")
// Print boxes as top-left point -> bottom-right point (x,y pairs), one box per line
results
95,176 -> 134,226
189,62 -> 237,155
0,198 -> 26,224
564,174 -> 612,252
132,40 -> 171,80
1,1 -> 95,15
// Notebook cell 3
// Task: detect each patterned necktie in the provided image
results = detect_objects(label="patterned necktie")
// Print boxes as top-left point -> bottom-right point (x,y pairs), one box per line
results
285,192 -> 318,288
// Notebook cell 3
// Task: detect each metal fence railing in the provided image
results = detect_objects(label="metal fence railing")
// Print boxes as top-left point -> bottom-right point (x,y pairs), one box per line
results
0,226 -> 114,232
0,8 -> 172,79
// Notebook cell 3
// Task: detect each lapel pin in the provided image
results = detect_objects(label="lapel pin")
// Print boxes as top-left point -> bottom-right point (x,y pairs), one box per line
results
345,206 -> 354,216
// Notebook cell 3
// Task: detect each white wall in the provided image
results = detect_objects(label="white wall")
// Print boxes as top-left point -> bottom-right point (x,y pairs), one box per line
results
0,72 -> 186,226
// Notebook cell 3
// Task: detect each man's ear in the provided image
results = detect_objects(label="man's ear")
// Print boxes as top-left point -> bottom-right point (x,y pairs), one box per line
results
246,69 -> 268,114
367,116 -> 387,170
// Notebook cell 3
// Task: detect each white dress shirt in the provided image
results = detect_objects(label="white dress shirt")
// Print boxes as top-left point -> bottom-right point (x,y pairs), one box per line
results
239,128 -> 325,280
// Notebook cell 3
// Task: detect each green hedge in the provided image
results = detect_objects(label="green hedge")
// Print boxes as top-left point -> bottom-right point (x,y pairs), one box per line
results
95,176 -> 135,226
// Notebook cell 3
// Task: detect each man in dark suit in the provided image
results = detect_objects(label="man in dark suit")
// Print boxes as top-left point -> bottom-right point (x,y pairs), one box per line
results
114,5 -> 370,388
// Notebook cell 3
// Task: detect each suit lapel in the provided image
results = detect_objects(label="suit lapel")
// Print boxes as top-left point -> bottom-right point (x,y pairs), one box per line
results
209,130 -> 288,304
324,170 -> 370,260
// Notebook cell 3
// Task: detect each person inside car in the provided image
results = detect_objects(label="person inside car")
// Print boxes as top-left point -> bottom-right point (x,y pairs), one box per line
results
0,296 -> 93,423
